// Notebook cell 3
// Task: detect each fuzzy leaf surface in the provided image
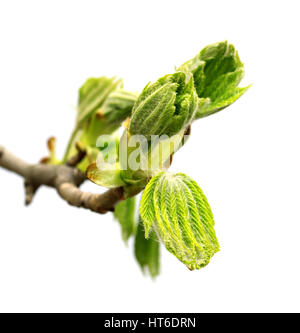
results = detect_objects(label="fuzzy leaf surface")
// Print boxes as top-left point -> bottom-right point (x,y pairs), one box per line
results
140,172 -> 219,270
129,72 -> 198,139
179,41 -> 249,119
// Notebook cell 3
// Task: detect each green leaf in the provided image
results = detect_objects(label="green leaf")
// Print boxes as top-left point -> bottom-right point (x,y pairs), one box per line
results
101,89 -> 138,126
114,197 -> 136,242
63,77 -> 122,162
139,172 -> 162,235
86,162 -> 125,188
140,172 -> 220,270
83,89 -> 138,146
134,216 -> 160,278
129,72 -> 198,139
77,76 -> 122,127
178,41 -> 249,119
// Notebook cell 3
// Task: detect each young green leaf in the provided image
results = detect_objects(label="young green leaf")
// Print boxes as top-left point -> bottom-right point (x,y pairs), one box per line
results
140,172 -> 219,270
86,162 -> 125,188
100,89 -> 138,126
129,72 -> 198,139
77,76 -> 122,127
82,89 -> 138,147
63,77 -> 122,162
178,41 -> 249,119
134,216 -> 160,278
114,197 -> 136,242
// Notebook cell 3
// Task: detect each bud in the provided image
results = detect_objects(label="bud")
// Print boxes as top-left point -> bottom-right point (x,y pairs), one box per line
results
129,72 -> 198,140
178,41 -> 250,119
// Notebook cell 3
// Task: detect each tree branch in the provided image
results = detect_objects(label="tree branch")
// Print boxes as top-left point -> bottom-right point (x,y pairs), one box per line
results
0,145 -> 124,214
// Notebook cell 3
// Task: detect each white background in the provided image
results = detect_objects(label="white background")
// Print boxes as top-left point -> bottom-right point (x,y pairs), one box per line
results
0,0 -> 299,313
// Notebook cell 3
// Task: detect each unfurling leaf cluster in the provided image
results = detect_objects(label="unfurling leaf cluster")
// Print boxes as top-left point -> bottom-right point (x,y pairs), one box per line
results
54,41 -> 249,276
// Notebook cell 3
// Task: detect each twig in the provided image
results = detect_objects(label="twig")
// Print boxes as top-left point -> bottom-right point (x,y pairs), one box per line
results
24,179 -> 39,206
66,142 -> 86,167
0,145 -> 124,214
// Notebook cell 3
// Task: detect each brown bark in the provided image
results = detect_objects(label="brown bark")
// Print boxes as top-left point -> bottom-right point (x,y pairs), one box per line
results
0,145 -> 124,214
